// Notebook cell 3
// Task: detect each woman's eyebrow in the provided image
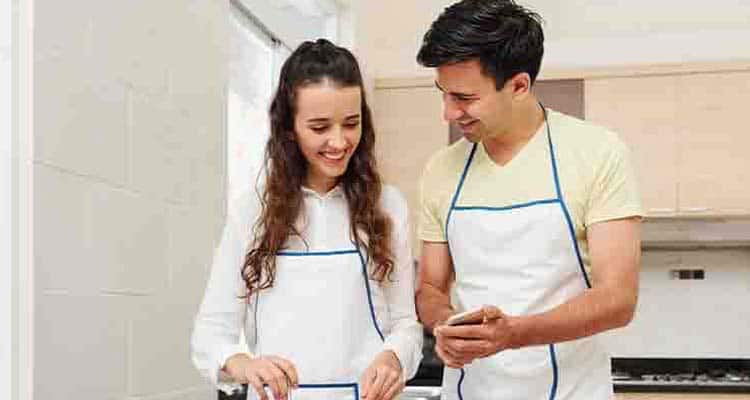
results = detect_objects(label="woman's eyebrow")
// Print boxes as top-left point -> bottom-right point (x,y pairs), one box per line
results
306,117 -> 331,123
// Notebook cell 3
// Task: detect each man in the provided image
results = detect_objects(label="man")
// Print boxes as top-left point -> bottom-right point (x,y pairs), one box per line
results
414,1 -> 643,398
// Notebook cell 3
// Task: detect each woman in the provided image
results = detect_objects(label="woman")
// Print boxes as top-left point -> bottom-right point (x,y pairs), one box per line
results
191,39 -> 423,400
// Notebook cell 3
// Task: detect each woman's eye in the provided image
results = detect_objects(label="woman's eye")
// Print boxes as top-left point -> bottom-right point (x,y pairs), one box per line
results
311,126 -> 328,133
344,122 -> 360,129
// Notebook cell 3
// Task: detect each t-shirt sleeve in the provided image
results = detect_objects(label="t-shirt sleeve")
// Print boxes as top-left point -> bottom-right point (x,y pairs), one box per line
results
585,133 -> 644,226
418,156 -> 448,242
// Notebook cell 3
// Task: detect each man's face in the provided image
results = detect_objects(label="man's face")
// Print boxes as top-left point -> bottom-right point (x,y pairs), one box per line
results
435,59 -> 513,143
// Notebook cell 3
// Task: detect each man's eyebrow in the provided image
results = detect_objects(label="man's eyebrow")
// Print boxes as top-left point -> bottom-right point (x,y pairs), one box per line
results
434,81 -> 476,98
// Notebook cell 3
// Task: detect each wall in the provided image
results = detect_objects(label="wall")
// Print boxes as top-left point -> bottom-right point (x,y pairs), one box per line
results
1,0 -> 11,398
353,0 -> 750,79
32,1 -> 228,399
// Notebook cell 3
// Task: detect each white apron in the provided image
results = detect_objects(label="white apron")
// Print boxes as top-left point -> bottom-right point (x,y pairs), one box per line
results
249,248 -> 384,400
441,106 -> 613,399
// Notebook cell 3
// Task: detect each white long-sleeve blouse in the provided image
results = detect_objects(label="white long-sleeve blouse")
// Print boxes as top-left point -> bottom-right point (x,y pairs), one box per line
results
191,184 -> 424,394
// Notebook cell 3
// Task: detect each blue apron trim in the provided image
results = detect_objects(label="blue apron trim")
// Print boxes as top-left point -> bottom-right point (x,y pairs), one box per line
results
445,143 -> 479,243
357,248 -> 386,341
277,249 -> 359,256
263,382 -> 359,389
255,248 -> 384,355
446,145 -> 479,400
457,368 -> 466,400
548,344 -> 559,400
259,383 -> 359,397
542,107 -> 592,289
454,198 -> 559,212
297,383 -> 359,389
447,105 -> 588,398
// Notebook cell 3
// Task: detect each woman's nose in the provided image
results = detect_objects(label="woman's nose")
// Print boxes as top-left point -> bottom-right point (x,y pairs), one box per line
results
326,126 -> 346,148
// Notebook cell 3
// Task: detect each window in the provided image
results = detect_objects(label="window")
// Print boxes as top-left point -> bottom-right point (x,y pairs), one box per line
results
227,0 -> 342,205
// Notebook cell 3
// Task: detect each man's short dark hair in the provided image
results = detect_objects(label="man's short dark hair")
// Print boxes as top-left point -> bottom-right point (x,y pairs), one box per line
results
417,0 -> 545,89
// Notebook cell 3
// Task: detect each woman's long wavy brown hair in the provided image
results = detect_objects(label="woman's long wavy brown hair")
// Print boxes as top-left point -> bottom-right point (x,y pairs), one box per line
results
242,39 -> 394,298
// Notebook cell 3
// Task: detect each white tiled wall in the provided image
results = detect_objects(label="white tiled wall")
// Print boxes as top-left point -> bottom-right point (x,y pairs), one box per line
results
603,248 -> 750,358
33,1 -> 228,399
2,0 -> 12,398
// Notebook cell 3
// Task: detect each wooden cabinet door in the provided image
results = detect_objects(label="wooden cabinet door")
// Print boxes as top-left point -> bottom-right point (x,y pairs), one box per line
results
373,86 -> 446,254
676,71 -> 750,215
585,76 -> 680,216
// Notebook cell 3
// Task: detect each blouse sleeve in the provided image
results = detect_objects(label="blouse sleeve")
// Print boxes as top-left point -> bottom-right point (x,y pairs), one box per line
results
191,191 -> 258,394
380,186 -> 425,381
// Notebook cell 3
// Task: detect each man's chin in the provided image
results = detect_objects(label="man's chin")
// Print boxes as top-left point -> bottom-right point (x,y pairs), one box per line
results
463,131 -> 482,143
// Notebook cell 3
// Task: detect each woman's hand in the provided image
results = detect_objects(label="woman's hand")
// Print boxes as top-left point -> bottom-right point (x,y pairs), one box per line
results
360,350 -> 404,400
223,354 -> 298,400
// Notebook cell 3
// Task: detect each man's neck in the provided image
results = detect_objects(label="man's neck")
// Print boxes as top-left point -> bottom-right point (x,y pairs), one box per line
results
483,102 -> 545,166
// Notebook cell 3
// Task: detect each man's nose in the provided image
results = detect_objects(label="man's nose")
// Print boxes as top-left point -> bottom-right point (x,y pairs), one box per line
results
442,95 -> 463,122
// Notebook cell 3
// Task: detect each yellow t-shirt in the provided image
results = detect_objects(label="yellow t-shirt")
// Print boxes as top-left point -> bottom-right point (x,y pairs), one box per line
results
419,109 -> 643,273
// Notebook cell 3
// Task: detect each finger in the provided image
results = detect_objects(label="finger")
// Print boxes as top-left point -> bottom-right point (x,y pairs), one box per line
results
482,304 -> 504,320
269,356 -> 299,387
360,366 -> 376,399
436,343 -> 464,369
246,374 -> 268,400
440,335 -> 479,357
439,324 -> 490,339
367,369 -> 387,400
272,366 -> 290,400
445,338 -> 492,358
383,378 -> 405,400
439,339 -> 476,366
231,368 -> 249,384
380,370 -> 402,400
256,364 -> 287,400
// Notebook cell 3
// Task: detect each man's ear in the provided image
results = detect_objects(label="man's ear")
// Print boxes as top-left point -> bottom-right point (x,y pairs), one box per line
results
508,72 -> 532,98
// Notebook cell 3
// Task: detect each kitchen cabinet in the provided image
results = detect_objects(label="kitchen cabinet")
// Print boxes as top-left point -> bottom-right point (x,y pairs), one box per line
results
375,63 -> 750,223
586,69 -> 750,217
585,75 -> 680,216
372,85 -> 446,254
676,71 -> 750,215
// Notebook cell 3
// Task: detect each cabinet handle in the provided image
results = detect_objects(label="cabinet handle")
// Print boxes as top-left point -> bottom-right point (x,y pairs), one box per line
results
680,207 -> 711,213
648,208 -> 676,213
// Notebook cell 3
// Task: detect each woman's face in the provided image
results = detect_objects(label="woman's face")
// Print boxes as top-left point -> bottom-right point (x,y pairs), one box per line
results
293,81 -> 362,194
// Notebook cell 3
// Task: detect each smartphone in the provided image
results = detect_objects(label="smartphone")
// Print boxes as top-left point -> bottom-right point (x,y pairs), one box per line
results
444,308 -> 487,326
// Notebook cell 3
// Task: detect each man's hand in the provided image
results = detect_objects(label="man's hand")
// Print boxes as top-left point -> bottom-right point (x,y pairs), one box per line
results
433,305 -> 518,368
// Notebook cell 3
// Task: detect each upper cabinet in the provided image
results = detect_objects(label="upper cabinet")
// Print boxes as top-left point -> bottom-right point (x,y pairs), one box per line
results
585,75 -> 680,216
374,63 -> 750,222
676,71 -> 750,215
585,67 -> 750,217
373,85 -> 446,253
